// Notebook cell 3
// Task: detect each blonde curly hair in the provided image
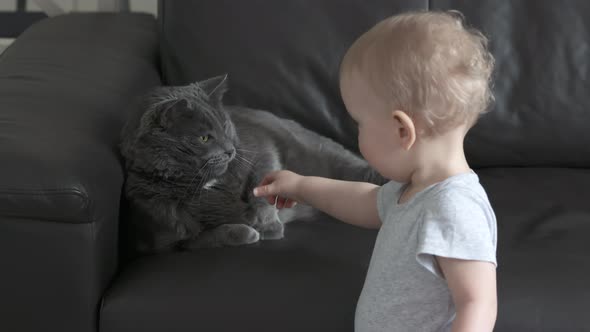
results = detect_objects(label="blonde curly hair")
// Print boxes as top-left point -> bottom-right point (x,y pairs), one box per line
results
340,11 -> 495,136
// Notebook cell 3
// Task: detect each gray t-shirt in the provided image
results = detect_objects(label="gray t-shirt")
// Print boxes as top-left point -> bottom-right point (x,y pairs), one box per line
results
355,171 -> 497,332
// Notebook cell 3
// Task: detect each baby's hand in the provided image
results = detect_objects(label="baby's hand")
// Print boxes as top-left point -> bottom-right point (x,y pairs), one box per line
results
253,170 -> 304,209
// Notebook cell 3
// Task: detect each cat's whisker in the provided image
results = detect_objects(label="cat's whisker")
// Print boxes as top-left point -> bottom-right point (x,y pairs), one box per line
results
232,157 -> 251,173
236,154 -> 254,167
231,155 -> 247,168
181,171 -> 202,198
236,151 -> 254,163
236,148 -> 258,157
191,162 -> 213,201
236,153 -> 257,160
197,166 -> 216,201
182,160 -> 212,199
192,173 -> 208,202
233,162 -> 249,176
236,147 -> 257,153
196,166 -> 212,190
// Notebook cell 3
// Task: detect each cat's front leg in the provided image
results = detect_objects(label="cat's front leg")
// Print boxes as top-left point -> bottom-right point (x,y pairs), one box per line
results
248,202 -> 284,240
259,217 -> 284,240
179,223 -> 260,250
241,180 -> 285,240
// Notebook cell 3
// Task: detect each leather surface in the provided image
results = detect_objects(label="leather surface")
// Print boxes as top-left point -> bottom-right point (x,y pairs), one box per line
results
0,13 -> 160,332
101,217 -> 377,332
478,168 -> 590,331
159,0 -> 427,157
432,0 -> 590,167
0,13 -> 160,224
111,1 -> 590,331
0,217 -> 105,332
3,1 -> 589,332
160,0 -> 590,168
101,168 -> 590,332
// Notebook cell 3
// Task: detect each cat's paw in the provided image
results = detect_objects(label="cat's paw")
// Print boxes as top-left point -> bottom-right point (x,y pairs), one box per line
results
222,224 -> 260,246
179,223 -> 260,250
259,219 -> 284,240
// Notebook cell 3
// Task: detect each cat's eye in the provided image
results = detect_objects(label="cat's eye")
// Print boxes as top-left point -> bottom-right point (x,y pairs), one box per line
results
199,135 -> 210,143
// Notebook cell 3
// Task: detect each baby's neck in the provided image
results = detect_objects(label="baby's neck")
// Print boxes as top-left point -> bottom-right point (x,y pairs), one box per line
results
402,128 -> 471,201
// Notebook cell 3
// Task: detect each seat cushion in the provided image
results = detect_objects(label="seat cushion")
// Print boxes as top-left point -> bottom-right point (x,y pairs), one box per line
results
100,168 -> 590,332
477,168 -> 590,331
100,217 -> 377,332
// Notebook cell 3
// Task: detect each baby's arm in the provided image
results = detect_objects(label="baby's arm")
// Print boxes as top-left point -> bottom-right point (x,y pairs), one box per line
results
253,170 -> 381,229
437,257 -> 497,332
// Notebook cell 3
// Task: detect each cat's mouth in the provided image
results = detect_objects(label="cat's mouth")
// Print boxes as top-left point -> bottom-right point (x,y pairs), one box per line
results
207,151 -> 235,175
209,156 -> 227,165
209,152 -> 235,165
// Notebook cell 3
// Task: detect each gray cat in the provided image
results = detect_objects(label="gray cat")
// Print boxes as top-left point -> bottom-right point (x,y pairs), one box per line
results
120,75 -> 385,253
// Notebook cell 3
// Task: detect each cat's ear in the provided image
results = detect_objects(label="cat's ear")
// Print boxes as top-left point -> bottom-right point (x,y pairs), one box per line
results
198,74 -> 228,105
159,98 -> 190,128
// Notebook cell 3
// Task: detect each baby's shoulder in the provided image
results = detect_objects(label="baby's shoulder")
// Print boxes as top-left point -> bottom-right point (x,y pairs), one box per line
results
426,175 -> 491,209
416,181 -> 498,270
420,179 -> 496,227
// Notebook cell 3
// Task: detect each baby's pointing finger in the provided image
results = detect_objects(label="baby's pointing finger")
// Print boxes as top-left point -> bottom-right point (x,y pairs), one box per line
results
253,183 -> 275,197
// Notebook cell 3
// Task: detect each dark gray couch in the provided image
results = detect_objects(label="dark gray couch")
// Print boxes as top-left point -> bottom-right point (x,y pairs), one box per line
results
1,1 -> 589,331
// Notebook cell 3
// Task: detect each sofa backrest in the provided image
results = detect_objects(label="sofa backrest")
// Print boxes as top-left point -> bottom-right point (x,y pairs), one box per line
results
159,0 -> 590,168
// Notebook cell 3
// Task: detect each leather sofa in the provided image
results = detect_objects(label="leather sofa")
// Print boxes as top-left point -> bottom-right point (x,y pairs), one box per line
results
1,1 -> 589,331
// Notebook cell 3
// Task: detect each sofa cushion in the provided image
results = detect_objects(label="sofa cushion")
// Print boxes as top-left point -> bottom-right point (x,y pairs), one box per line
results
432,0 -> 590,168
479,167 -> 590,331
100,217 -> 377,332
158,0 -> 425,156
101,167 -> 590,332
159,0 -> 590,168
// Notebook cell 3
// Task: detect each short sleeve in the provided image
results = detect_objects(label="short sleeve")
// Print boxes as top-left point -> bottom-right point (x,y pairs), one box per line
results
416,189 -> 497,279
376,181 -> 404,223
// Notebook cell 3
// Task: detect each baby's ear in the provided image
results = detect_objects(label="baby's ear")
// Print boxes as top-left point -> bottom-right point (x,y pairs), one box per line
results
159,99 -> 191,128
392,110 -> 416,150
198,74 -> 229,106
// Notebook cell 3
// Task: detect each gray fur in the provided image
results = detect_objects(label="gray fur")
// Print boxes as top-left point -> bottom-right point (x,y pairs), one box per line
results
120,75 -> 385,253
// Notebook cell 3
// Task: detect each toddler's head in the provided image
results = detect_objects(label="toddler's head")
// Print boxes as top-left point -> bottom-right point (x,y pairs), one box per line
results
339,11 -> 494,180
340,10 -> 494,136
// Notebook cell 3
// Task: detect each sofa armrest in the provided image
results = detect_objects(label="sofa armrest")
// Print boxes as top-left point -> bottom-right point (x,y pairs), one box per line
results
0,13 -> 161,332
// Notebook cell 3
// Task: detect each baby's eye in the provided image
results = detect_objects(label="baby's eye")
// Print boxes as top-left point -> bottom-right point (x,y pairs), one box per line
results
199,135 -> 210,143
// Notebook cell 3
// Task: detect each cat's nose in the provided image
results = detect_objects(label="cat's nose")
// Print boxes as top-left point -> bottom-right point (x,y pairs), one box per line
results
225,147 -> 236,158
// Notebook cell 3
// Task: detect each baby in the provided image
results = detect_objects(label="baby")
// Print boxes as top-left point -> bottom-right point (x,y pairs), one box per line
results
254,11 -> 497,332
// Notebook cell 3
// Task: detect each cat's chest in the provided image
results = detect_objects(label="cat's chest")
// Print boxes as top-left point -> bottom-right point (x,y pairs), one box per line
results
202,179 -> 219,190
201,171 -> 248,194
